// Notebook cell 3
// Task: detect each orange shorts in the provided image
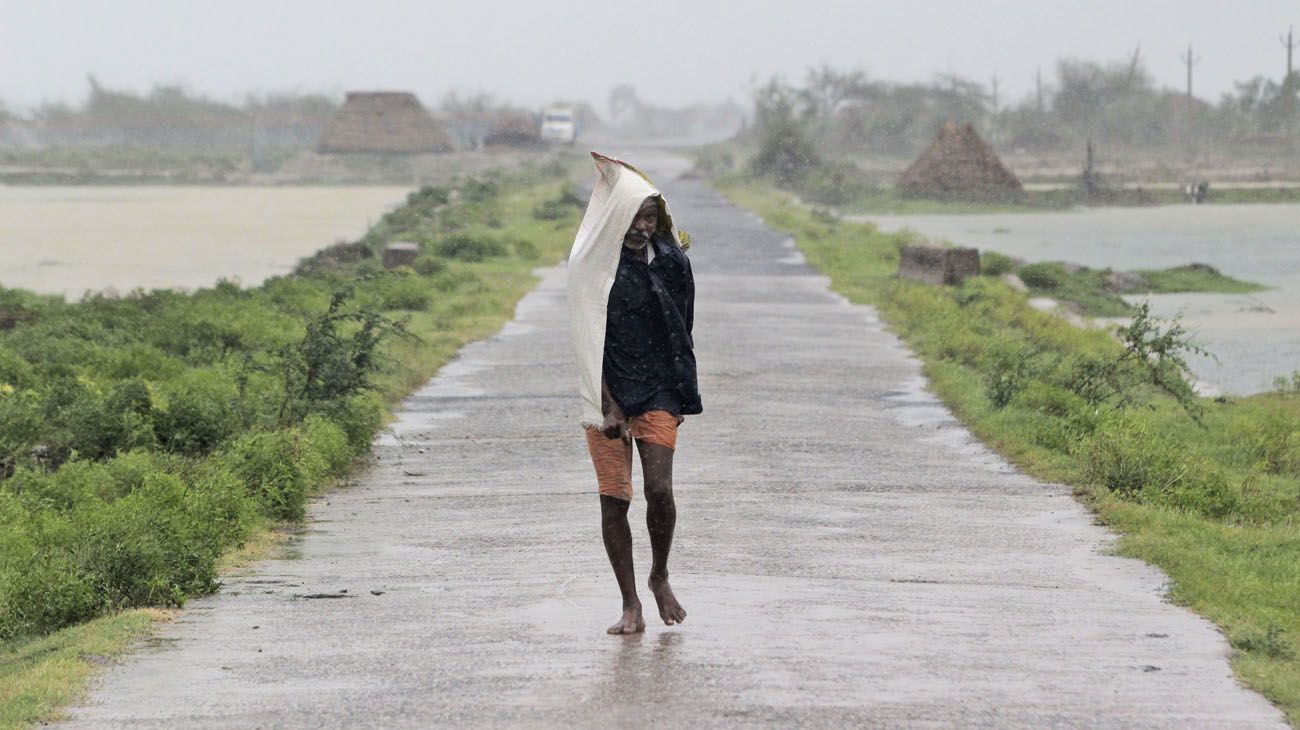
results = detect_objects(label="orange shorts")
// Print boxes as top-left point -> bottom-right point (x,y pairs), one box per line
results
584,410 -> 678,502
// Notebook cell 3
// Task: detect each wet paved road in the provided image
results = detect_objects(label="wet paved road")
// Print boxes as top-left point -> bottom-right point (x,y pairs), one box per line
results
63,155 -> 1284,728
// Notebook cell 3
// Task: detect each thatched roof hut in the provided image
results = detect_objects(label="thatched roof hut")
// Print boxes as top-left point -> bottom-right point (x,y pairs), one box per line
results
899,122 -> 1021,198
317,91 -> 449,154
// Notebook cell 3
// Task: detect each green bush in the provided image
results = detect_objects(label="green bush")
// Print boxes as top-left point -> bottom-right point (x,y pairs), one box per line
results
331,394 -> 384,453
0,347 -> 37,390
1273,370 -> 1300,395
1004,382 -> 1096,452
301,414 -> 354,478
278,288 -> 408,425
980,338 -> 1056,408
0,388 -> 44,475
750,79 -> 822,186
981,251 -> 1015,276
377,273 -> 432,311
796,161 -> 872,207
218,429 -> 312,521
1081,412 -> 1238,518
459,177 -> 499,203
73,471 -> 223,608
0,514 -> 101,639
432,269 -> 485,294
7,461 -> 113,511
412,255 -> 447,276
1231,624 -> 1295,660
0,288 -> 42,331
434,234 -> 507,262
512,238 -> 540,260
1228,403 -> 1300,475
407,185 -> 450,207
1081,413 -> 1181,494
1017,262 -> 1067,290
69,378 -> 159,459
154,370 -> 239,455
293,241 -> 374,276
101,344 -> 185,381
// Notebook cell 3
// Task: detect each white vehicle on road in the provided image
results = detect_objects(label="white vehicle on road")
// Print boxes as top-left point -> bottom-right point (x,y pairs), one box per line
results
540,106 -> 579,145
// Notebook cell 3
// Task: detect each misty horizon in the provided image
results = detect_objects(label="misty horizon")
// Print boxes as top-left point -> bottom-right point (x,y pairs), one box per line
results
4,0 -> 1297,115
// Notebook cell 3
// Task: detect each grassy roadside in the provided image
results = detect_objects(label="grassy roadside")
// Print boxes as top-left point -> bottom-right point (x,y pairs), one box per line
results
0,164 -> 584,729
717,179 -> 1300,726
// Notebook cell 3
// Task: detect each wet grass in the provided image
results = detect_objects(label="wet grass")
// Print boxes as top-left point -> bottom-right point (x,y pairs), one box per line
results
0,609 -> 166,729
719,178 -> 1300,726
1138,264 -> 1268,295
995,259 -> 1266,317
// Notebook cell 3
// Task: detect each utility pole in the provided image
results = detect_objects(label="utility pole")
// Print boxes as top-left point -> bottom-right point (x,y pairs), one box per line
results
1035,67 -> 1044,113
1282,26 -> 1297,81
1180,44 -> 1201,103
1126,44 -> 1143,87
990,73 -> 1000,114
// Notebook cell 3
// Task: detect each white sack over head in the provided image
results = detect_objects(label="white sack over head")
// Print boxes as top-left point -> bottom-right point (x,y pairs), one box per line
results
567,152 -> 685,428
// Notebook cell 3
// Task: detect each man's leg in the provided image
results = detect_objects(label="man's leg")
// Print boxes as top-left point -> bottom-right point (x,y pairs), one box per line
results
600,494 -> 644,634
638,439 -> 687,626
585,427 -> 644,634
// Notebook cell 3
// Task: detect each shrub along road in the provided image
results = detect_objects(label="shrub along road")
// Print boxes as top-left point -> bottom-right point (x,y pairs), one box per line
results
62,153 -> 1284,728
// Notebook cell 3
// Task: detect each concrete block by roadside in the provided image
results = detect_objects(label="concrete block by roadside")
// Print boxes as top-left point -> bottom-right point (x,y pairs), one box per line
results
382,242 -> 420,268
899,244 -> 980,285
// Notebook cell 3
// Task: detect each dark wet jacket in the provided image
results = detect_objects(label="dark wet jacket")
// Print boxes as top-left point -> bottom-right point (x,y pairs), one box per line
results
603,232 -> 701,417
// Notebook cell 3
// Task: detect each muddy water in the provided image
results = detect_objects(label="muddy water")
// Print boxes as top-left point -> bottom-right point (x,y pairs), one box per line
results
860,204 -> 1300,395
0,186 -> 410,298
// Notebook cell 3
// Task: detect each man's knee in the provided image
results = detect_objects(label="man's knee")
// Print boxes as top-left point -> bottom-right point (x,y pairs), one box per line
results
600,494 -> 631,520
643,478 -> 674,503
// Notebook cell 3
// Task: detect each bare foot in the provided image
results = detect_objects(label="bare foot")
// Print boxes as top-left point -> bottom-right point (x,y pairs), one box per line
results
607,605 -> 645,635
648,575 -> 687,626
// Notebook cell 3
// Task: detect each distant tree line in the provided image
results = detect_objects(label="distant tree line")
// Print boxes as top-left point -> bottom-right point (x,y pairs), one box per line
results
748,56 -> 1300,160
2,77 -> 338,155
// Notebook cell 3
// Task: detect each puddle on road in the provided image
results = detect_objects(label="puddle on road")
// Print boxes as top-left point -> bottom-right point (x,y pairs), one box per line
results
415,358 -> 487,399
496,320 -> 536,338
375,410 -> 467,447
883,376 -> 1015,475
777,237 -> 807,265
141,636 -> 181,652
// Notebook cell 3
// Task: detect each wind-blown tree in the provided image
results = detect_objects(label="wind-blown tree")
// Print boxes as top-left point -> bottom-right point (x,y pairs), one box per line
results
1223,74 -> 1300,136
749,78 -> 821,185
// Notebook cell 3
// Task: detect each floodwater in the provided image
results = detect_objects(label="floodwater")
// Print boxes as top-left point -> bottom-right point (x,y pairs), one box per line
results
861,204 -> 1300,395
0,186 -> 410,298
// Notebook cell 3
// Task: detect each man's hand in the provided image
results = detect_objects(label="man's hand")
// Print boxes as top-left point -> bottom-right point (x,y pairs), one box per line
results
601,404 -> 630,441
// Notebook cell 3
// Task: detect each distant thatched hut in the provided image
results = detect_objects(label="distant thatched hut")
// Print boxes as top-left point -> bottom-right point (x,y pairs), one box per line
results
317,91 -> 450,154
899,123 -> 1021,199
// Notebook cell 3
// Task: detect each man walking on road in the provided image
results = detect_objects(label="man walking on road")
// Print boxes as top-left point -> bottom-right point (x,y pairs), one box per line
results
568,153 -> 700,635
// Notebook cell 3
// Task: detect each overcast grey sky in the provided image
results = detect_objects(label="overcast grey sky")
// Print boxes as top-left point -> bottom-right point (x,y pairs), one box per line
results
3,1 -> 1296,112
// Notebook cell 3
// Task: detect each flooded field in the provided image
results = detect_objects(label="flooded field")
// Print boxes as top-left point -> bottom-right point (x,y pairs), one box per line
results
863,204 -> 1300,395
0,186 -> 410,298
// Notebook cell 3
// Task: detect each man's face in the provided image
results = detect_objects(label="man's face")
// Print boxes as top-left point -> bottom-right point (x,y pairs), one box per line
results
623,198 -> 659,251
